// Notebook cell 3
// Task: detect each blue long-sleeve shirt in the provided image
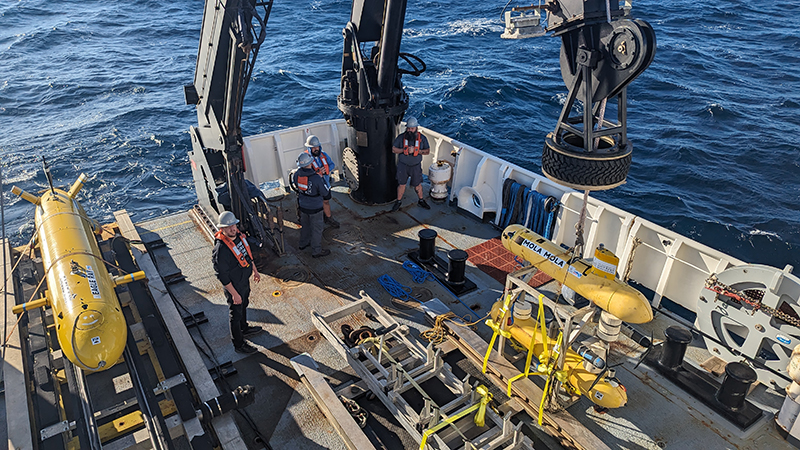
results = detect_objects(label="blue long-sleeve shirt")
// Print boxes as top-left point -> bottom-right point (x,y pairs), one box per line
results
293,166 -> 331,213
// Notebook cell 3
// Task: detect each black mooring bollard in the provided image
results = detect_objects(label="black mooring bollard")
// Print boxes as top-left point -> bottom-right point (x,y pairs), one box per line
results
659,326 -> 693,370
447,249 -> 468,285
716,362 -> 757,410
418,229 -> 438,262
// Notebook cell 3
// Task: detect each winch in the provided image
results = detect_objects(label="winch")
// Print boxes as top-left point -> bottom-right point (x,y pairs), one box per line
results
696,263 -> 800,386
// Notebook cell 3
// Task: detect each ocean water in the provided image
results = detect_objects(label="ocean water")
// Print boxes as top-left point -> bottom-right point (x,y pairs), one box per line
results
1,0 -> 798,272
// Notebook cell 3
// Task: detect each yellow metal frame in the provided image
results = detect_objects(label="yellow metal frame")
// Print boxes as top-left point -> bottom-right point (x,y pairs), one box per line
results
482,263 -> 629,415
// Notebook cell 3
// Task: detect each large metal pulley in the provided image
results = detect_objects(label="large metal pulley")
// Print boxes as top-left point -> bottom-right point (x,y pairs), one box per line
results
543,17 -> 655,191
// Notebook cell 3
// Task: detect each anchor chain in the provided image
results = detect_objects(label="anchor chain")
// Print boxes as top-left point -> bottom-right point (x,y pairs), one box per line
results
705,274 -> 800,328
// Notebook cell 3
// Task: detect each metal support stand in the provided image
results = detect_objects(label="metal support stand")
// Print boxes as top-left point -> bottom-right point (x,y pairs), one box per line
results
491,265 -> 597,379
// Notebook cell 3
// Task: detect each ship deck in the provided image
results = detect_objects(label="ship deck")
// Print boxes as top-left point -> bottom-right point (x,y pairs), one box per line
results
124,178 -> 791,450
2,179 -> 791,449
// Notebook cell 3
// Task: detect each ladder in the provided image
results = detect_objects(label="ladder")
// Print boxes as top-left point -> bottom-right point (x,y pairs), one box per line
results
312,291 -> 535,450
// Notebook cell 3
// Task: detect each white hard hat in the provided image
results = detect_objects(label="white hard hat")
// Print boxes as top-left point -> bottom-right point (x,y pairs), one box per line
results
217,211 -> 239,228
297,152 -> 314,167
405,116 -> 419,128
305,135 -> 321,148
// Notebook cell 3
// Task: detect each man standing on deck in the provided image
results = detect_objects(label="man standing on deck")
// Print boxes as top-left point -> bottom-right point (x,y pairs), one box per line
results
212,211 -> 263,354
293,152 -> 331,258
305,135 -> 340,228
391,116 -> 431,211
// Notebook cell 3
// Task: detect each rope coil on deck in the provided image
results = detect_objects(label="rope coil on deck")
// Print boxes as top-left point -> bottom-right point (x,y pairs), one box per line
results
378,274 -> 413,301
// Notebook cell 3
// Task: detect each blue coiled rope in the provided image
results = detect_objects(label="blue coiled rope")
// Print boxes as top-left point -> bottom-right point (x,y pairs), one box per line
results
403,260 -> 435,283
378,274 -> 412,301
380,261 -> 477,314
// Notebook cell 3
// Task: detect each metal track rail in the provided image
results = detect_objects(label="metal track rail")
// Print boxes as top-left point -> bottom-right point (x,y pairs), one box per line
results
15,238 -> 178,449
63,359 -> 102,450
123,333 -> 172,450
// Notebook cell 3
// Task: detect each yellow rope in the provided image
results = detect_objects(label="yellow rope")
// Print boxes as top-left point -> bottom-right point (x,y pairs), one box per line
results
419,312 -> 486,345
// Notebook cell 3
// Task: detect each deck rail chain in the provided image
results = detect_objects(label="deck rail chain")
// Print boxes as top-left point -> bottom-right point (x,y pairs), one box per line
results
312,291 -> 535,450
705,274 -> 800,328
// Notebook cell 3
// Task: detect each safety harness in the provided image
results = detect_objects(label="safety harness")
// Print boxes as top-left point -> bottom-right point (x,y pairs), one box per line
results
402,132 -> 421,157
214,230 -> 253,268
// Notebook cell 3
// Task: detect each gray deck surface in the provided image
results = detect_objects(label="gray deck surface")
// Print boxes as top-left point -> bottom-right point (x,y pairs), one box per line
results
127,182 -> 790,450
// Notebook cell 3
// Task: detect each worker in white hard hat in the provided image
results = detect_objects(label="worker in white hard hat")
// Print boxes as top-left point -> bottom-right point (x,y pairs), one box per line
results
304,135 -> 340,228
391,116 -> 431,211
212,211 -> 262,354
293,152 -> 331,257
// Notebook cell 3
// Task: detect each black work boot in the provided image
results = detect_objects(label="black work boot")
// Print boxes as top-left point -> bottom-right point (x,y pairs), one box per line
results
324,215 -> 340,228
234,342 -> 258,354
418,198 -> 431,210
391,200 -> 402,212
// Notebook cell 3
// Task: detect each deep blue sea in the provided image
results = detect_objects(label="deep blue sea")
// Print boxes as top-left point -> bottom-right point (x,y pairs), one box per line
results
1,0 -> 798,271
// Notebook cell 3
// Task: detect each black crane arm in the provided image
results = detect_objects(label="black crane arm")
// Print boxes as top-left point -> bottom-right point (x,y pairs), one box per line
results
338,0 -> 426,205
185,0 -> 276,250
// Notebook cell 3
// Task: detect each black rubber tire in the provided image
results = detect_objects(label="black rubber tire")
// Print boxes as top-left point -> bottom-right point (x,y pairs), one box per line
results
541,133 -> 632,190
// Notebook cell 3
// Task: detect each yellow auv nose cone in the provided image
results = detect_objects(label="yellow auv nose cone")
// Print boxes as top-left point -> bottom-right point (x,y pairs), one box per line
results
66,306 -> 127,372
602,290 -> 653,324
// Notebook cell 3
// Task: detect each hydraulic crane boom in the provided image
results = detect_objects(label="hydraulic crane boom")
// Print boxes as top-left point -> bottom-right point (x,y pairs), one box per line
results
338,0 -> 426,204
184,0 -> 279,252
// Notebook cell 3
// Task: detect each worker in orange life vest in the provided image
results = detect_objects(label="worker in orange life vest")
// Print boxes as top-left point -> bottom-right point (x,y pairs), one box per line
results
391,116 -> 431,211
212,211 -> 262,354
304,135 -> 340,228
293,152 -> 331,257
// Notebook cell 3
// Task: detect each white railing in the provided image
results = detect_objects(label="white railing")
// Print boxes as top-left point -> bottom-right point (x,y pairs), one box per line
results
242,119 -> 745,313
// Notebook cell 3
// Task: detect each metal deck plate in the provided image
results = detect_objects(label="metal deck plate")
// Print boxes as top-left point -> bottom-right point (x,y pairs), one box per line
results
123,184 -> 795,450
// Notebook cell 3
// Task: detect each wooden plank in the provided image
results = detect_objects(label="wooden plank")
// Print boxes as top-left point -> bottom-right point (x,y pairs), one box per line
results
290,354 -> 376,450
113,210 -> 246,450
2,238 -> 34,450
447,321 -> 611,450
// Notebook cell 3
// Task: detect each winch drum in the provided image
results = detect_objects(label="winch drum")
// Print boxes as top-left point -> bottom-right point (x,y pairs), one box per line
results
695,264 -> 800,386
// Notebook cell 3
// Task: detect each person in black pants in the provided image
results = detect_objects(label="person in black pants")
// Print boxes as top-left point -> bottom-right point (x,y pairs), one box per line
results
212,211 -> 263,354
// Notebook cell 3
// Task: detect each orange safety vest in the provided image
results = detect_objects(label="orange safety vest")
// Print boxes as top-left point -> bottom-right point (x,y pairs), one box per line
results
296,175 -> 310,192
214,230 -> 253,268
306,150 -> 330,175
403,132 -> 421,157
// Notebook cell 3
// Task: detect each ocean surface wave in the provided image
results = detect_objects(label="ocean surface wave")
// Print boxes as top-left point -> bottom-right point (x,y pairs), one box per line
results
1,0 -> 798,272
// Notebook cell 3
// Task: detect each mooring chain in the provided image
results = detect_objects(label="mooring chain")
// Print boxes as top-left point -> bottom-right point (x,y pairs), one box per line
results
573,190 -> 590,259
705,274 -> 800,328
622,237 -> 642,282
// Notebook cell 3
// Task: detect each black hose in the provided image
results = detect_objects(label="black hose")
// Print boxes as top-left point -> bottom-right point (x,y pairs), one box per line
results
398,52 -> 426,76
